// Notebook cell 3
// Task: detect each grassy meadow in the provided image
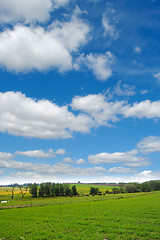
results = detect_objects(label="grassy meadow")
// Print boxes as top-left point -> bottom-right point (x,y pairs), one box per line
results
0,185 -> 160,239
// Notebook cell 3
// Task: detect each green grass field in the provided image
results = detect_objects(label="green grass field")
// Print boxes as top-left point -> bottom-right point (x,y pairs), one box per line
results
0,185 -> 160,240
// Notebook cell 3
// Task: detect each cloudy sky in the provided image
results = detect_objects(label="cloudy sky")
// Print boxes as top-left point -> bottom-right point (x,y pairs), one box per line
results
0,0 -> 160,185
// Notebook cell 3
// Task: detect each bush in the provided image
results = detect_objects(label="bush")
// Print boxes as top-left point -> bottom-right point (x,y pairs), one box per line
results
90,187 -> 99,195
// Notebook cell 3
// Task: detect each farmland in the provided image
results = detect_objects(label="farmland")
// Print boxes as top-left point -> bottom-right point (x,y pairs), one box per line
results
0,185 -> 160,239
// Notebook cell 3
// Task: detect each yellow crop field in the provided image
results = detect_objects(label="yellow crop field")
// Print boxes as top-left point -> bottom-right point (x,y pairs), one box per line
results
0,187 -> 29,197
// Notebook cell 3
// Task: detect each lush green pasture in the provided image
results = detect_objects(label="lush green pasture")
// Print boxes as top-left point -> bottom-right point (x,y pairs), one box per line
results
0,191 -> 160,240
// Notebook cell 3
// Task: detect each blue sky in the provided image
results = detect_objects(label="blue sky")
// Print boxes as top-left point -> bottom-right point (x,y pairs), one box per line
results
0,0 -> 160,184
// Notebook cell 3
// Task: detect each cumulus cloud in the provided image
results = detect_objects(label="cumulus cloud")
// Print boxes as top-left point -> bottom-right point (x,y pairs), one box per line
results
0,152 -> 13,160
123,100 -> 160,119
72,94 -> 160,127
0,170 -> 3,175
0,7 -> 90,72
1,91 -> 160,140
88,150 -> 148,167
138,170 -> 152,176
76,159 -> 87,165
107,167 -> 137,174
15,149 -> 55,158
0,0 -> 71,24
0,158 -> 106,177
137,136 -> 160,154
62,157 -> 73,163
71,93 -> 124,126
84,51 -> 114,81
0,91 -> 92,139
55,149 -> 66,155
53,0 -> 71,9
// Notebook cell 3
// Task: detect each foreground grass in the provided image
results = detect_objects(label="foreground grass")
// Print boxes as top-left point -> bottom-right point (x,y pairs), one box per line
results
0,192 -> 160,239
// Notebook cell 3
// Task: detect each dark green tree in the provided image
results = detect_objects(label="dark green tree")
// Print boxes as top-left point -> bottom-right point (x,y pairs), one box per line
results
29,183 -> 38,197
140,181 -> 151,192
90,187 -> 99,195
112,187 -> 120,194
72,185 -> 78,196
51,183 -> 55,196
125,183 -> 138,193
39,183 -> 45,197
150,180 -> 160,191
44,182 -> 51,196
59,184 -> 65,196
55,183 -> 60,196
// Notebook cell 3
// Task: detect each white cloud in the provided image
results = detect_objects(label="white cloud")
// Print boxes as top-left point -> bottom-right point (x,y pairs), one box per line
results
53,0 -> 71,9
134,47 -> 141,53
0,170 -> 4,175
88,150 -> 148,167
140,90 -> 148,95
71,94 -> 124,126
102,6 -> 118,39
93,166 -> 106,172
0,8 -> 90,73
84,52 -> 114,81
76,159 -> 87,165
0,0 -> 71,24
72,92 -> 160,125
72,94 -> 160,127
105,81 -> 136,100
107,167 -> 137,174
62,157 -> 73,163
15,149 -> 55,158
138,170 -> 152,176
1,91 -> 160,140
55,149 -> 66,155
0,152 -> 13,160
154,73 -> 160,84
98,170 -> 160,184
123,100 -> 160,119
137,136 -> 160,154
0,91 -> 92,139
0,159 -> 106,177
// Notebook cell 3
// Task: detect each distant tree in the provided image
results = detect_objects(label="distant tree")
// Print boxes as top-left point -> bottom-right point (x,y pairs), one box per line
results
112,187 -> 120,194
19,186 -> 28,198
11,186 -> 14,199
150,180 -> 160,191
44,182 -> 51,196
29,183 -> 38,197
55,183 -> 60,196
39,183 -> 45,197
72,185 -> 78,196
51,183 -> 55,196
64,184 -> 71,196
90,187 -> 99,195
125,183 -> 138,193
140,182 -> 151,192
65,187 -> 71,196
119,187 -> 125,193
59,184 -> 65,196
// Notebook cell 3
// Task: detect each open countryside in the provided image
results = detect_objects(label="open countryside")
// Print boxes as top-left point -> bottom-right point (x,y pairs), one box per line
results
0,183 -> 160,239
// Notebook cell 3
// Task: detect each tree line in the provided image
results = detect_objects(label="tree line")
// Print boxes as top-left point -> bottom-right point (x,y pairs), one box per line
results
89,180 -> 160,195
29,182 -> 78,197
123,180 -> 160,193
